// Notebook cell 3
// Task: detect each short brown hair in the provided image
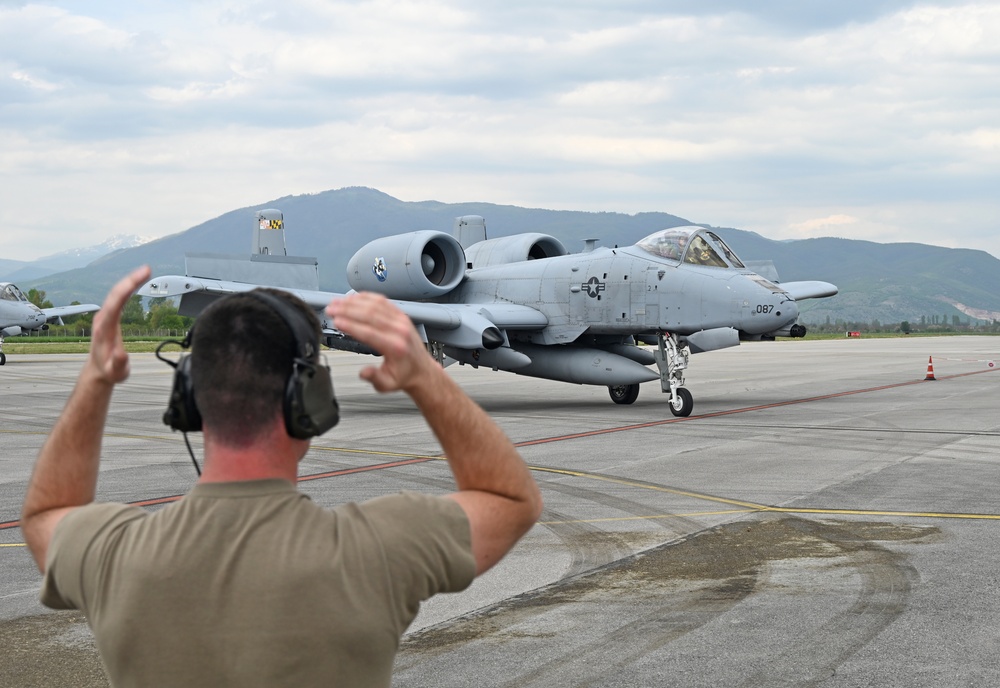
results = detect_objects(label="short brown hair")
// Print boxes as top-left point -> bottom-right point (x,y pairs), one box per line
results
190,289 -> 321,446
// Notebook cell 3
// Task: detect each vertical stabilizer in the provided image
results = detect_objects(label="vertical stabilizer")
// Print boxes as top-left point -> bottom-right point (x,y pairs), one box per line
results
254,209 -> 286,256
453,215 -> 487,249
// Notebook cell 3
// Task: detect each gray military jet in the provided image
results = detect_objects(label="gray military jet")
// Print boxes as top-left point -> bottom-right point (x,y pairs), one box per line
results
140,211 -> 837,416
0,282 -> 100,365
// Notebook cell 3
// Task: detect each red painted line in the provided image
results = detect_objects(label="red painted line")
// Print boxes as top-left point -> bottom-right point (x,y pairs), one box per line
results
4,367 -> 995,532
1,458 -> 438,531
514,367 -> 999,448
297,457 -> 437,481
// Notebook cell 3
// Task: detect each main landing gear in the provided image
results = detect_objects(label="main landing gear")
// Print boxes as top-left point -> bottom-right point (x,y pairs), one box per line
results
608,383 -> 640,405
604,333 -> 694,416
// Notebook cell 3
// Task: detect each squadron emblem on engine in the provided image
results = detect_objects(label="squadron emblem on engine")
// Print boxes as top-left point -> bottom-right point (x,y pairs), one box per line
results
372,257 -> 387,282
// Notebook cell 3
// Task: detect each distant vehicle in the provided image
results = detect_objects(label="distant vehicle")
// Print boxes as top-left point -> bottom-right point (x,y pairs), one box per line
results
141,211 -> 837,416
0,282 -> 100,365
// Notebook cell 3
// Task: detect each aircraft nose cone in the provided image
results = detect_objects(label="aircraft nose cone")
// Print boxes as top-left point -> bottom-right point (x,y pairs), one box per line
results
780,299 -> 800,325
482,327 -> 505,350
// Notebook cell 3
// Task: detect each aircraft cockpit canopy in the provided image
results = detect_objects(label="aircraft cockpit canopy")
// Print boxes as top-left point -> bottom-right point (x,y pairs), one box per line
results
1,283 -> 29,303
637,228 -> 746,269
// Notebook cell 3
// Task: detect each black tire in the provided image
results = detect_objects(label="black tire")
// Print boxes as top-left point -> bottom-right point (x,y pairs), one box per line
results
669,387 -> 693,417
608,383 -> 640,405
0,352 -> 5,366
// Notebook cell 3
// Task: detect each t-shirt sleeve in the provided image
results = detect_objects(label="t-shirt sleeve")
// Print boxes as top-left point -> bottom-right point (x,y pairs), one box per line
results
359,492 -> 476,602
40,503 -> 146,611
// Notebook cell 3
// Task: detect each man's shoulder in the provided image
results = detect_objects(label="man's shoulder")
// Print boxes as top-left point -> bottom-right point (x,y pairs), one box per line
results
57,502 -> 145,536
349,492 -> 470,547
353,491 -> 463,520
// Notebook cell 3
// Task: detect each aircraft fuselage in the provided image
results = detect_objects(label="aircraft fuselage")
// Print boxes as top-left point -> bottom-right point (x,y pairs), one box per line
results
0,282 -> 47,333
447,245 -> 797,345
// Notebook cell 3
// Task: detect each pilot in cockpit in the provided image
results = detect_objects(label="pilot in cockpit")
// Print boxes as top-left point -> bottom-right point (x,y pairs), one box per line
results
685,236 -> 728,267
658,234 -> 687,260
2,285 -> 26,302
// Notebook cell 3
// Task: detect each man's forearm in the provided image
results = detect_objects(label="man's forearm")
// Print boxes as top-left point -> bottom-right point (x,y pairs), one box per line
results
408,364 -> 542,574
22,367 -> 114,567
407,365 -> 538,505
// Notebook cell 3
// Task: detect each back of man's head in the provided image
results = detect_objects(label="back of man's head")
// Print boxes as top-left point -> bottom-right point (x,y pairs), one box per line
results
190,289 -> 321,447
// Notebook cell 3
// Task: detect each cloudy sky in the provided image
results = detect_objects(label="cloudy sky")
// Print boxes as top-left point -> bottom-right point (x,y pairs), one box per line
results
2,0 -> 998,262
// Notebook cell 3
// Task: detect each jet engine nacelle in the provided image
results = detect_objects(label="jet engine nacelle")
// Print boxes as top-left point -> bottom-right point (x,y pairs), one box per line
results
347,231 -> 467,300
465,233 -> 568,268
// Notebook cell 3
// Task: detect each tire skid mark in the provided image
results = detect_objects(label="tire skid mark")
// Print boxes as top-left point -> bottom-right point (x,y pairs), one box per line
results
537,505 -> 630,580
397,516 -> 935,687
505,573 -> 761,688
735,519 -> 920,688
536,479 -> 706,581
540,479 -> 706,538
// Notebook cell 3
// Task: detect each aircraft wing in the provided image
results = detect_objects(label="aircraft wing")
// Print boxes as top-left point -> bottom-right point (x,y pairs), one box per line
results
139,275 -> 548,350
780,281 -> 839,301
42,303 -> 101,324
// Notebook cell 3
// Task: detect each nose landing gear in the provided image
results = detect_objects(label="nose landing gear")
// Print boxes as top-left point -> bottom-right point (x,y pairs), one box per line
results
655,332 -> 693,417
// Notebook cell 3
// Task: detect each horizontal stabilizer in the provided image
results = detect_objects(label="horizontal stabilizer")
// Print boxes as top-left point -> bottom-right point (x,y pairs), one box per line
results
185,252 -> 319,291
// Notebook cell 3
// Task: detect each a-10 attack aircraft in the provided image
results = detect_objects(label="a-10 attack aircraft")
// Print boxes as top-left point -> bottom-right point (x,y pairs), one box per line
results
0,282 -> 100,365
140,210 -> 837,416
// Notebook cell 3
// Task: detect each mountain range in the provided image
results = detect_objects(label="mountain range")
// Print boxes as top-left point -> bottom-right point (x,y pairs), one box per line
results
16,187 -> 1000,326
1,234 -> 151,284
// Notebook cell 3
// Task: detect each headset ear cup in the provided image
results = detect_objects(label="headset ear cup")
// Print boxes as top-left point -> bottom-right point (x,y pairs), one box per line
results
164,355 -> 202,433
284,361 -> 340,439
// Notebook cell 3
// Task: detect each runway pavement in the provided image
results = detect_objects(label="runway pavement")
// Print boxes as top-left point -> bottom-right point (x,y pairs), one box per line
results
1,336 -> 999,687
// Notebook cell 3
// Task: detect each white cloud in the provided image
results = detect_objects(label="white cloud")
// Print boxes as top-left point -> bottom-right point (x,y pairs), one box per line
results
1,1 -> 999,262
788,215 -> 860,238
10,69 -> 60,91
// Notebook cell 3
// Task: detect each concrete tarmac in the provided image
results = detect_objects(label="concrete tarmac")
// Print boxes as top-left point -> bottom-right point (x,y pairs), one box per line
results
1,336 -> 999,687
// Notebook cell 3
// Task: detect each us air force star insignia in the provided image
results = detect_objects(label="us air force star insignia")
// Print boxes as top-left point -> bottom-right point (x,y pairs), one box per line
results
372,257 -> 388,282
583,276 -> 605,298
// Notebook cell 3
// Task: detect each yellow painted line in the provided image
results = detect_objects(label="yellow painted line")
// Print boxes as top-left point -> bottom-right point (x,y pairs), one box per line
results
540,510 -> 754,525
0,430 -> 190,444
528,466 -> 767,510
528,466 -> 1000,522
5,443 -> 999,530
296,450 -> 1000,523
758,506 -> 1000,520
0,543 -> 25,548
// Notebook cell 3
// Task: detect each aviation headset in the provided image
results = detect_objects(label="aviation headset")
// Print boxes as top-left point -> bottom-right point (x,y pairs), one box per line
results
157,289 -> 340,441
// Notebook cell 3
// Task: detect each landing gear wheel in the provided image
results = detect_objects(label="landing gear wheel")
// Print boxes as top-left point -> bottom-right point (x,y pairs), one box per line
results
0,352 -> 5,366
669,387 -> 693,417
608,383 -> 640,405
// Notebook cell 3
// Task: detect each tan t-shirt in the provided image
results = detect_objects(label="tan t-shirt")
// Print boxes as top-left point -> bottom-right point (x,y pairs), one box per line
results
42,480 -> 475,688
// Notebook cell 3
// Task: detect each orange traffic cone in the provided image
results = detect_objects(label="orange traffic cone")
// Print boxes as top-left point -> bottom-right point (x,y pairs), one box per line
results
924,356 -> 937,381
